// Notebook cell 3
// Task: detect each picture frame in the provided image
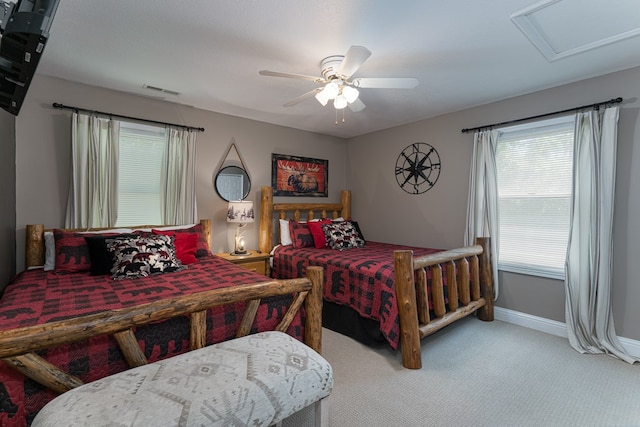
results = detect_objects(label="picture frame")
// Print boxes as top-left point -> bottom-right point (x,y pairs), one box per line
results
271,153 -> 328,197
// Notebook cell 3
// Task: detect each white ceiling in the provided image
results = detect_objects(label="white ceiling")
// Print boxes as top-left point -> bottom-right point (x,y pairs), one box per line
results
35,0 -> 640,138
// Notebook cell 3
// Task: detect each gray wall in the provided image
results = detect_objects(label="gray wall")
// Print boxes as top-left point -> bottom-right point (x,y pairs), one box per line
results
347,65 -> 640,341
14,75 -> 348,271
0,109 -> 15,292
11,66 -> 640,343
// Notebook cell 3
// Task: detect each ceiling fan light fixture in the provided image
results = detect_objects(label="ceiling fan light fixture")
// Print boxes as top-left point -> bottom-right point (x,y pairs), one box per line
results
323,81 -> 340,99
315,90 -> 330,106
334,94 -> 348,109
342,85 -> 359,103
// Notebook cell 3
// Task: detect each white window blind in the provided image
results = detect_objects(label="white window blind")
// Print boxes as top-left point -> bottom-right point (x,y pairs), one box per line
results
116,122 -> 167,226
495,116 -> 574,279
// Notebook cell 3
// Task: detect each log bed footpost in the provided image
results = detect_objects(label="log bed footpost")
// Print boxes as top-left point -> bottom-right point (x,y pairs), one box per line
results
260,186 -> 274,254
304,266 -> 324,355
393,250 -> 422,369
476,237 -> 494,321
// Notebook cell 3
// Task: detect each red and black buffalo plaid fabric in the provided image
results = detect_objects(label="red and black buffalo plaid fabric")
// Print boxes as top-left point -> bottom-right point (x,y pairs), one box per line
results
0,255 -> 301,426
272,241 -> 441,350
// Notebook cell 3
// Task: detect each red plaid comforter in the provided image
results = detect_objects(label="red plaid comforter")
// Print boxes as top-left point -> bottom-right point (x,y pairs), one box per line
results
0,255 -> 301,426
272,241 -> 440,350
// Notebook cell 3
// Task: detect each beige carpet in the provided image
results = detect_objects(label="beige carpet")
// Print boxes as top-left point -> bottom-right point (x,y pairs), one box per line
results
320,317 -> 640,427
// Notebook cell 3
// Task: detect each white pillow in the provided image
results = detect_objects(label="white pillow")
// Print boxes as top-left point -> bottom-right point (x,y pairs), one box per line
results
279,219 -> 292,246
44,231 -> 55,271
81,228 -> 133,234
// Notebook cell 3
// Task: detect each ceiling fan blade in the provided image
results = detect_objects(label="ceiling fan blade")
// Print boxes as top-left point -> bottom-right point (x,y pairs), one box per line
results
348,98 -> 366,112
259,70 -> 324,83
352,77 -> 419,89
283,88 -> 323,107
336,46 -> 372,79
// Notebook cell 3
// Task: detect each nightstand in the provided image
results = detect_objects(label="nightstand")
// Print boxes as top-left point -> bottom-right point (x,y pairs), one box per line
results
216,250 -> 271,277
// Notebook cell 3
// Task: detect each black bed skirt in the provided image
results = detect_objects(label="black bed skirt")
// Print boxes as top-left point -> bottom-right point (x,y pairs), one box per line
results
322,301 -> 387,347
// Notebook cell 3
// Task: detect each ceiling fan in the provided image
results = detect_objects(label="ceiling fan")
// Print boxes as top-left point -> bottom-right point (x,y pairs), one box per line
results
259,46 -> 419,112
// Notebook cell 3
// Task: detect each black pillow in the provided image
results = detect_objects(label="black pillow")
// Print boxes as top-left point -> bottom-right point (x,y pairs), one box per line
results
84,234 -> 136,276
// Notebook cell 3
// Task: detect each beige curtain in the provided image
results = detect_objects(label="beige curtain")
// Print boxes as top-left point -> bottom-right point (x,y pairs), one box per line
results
161,128 -> 198,225
465,129 -> 500,299
564,106 -> 636,364
65,112 -> 120,228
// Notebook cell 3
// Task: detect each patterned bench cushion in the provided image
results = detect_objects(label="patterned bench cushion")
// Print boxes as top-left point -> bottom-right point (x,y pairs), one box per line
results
32,331 -> 333,426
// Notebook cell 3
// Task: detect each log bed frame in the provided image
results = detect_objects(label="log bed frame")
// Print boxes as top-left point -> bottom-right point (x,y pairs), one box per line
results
258,185 -> 494,369
0,220 -> 324,396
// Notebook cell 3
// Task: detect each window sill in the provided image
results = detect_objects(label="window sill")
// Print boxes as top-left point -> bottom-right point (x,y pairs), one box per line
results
498,263 -> 565,281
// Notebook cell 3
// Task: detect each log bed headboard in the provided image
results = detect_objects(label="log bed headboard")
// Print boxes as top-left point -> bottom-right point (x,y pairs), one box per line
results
258,186 -> 351,253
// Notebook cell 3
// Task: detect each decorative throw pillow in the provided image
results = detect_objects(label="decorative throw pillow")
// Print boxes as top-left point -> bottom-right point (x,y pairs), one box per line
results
163,224 -> 210,258
348,220 -> 366,241
151,229 -> 198,265
322,221 -> 366,251
289,221 -> 314,248
53,230 -> 94,273
84,234 -> 137,276
307,219 -> 332,248
53,228 -> 136,273
108,235 -> 186,280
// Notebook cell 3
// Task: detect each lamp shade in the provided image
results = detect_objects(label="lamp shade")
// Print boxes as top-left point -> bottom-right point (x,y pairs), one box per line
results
323,81 -> 340,99
342,85 -> 359,103
333,94 -> 348,109
227,201 -> 254,223
315,90 -> 330,106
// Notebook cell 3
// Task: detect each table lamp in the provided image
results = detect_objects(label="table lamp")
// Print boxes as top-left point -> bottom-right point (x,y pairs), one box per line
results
227,200 -> 254,255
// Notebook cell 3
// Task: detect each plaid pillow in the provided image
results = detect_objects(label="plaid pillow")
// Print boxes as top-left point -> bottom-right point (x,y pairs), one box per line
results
289,221 -> 314,248
53,229 -> 93,273
108,235 -> 186,280
322,221 -> 366,251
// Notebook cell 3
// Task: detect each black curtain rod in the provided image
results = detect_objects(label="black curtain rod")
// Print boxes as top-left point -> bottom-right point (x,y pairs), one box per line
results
460,97 -> 623,134
52,102 -> 205,132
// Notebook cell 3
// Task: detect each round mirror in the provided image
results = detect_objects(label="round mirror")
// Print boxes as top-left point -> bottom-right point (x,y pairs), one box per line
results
215,166 -> 251,201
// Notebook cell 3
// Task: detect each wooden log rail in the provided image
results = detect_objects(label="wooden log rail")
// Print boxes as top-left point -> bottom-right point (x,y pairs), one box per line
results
0,267 -> 323,395
394,238 -> 493,369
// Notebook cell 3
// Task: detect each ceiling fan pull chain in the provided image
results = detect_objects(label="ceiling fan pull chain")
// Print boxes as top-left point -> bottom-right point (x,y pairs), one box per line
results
335,108 -> 338,125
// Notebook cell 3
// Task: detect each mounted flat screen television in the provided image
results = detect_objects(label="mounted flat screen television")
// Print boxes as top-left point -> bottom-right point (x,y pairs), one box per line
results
0,0 -> 59,115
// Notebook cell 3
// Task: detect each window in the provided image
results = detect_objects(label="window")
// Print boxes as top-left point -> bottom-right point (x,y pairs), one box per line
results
495,116 -> 574,279
116,122 -> 167,226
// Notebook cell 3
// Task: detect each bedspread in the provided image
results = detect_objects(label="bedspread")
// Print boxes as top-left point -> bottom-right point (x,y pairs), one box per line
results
272,241 -> 440,350
0,255 -> 301,426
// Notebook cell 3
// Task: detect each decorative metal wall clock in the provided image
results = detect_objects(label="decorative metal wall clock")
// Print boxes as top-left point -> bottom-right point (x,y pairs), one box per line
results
395,143 -> 441,194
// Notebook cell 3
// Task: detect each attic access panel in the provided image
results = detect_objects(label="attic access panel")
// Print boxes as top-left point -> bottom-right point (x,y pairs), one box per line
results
511,0 -> 640,61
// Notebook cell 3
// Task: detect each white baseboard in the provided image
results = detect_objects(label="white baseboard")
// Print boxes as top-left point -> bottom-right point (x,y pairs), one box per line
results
494,307 -> 640,359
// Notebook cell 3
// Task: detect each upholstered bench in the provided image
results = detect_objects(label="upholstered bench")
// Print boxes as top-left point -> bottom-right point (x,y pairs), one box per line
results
32,331 -> 333,427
